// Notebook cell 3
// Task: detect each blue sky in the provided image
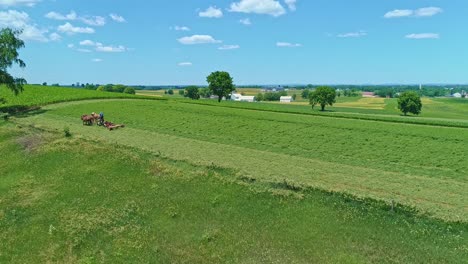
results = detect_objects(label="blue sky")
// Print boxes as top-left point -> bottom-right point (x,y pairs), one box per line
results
1,0 -> 467,85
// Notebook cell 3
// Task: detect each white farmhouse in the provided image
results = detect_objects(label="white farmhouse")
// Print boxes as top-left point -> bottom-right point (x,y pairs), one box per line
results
280,96 -> 293,103
231,93 -> 255,102
453,93 -> 462,98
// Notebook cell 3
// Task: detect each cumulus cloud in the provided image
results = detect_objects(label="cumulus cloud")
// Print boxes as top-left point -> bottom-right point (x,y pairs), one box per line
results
92,58 -> 103,62
45,11 -> 77,20
384,9 -> 413,18
276,42 -> 301,47
48,32 -> 61,41
58,22 -> 95,34
405,33 -> 439,39
384,7 -> 442,18
174,25 -> 190,31
178,62 -> 192,66
95,44 -> 127,52
178,35 -> 221,45
337,30 -> 367,38
81,16 -> 106,26
218,44 -> 240,50
284,0 -> 296,11
239,18 -> 251,25
0,0 -> 40,7
199,6 -> 223,18
229,0 -> 286,17
77,39 -> 128,52
414,7 -> 443,17
0,10 -> 53,42
110,13 -> 126,23
45,11 -> 106,26
79,39 -> 95,46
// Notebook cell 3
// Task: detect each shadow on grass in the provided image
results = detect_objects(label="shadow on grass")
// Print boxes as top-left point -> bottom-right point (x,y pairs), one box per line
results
0,105 -> 48,118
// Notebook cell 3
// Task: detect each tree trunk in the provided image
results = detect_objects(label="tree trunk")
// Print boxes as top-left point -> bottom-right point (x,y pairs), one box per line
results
218,96 -> 222,102
321,104 -> 325,111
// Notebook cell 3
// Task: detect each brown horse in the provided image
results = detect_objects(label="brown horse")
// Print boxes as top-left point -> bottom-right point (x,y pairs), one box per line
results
81,114 -> 95,126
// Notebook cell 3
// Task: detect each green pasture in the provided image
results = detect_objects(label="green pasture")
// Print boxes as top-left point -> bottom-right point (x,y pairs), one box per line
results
9,99 -> 468,222
0,123 -> 466,263
1,86 -> 468,262
0,85 -> 152,112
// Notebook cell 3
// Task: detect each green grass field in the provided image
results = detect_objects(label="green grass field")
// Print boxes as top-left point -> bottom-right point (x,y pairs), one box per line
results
0,85 -> 158,113
1,86 -> 468,262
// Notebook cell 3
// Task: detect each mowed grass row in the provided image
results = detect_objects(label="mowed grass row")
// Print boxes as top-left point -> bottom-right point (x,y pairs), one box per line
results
0,85 -> 164,112
177,97 -> 468,128
12,99 -> 468,221
0,124 -> 466,263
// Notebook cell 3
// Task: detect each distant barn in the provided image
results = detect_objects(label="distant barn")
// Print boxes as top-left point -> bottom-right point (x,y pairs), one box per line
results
280,96 -> 293,103
362,92 -> 376,98
231,93 -> 255,102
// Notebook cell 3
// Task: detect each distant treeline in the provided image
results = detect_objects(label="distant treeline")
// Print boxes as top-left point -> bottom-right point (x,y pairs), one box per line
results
84,84 -> 136,94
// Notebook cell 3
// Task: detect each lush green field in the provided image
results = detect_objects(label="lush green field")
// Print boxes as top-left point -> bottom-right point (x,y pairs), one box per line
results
1,87 -> 468,262
1,123 -> 466,263
136,89 -> 185,98
9,99 -> 468,222
0,85 -> 154,112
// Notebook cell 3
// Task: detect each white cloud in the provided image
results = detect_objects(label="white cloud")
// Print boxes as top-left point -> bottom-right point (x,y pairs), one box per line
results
384,7 -> 442,18
0,10 -> 51,42
77,48 -> 92,53
178,62 -> 192,66
276,42 -> 301,47
384,9 -> 413,18
284,0 -> 296,11
174,25 -> 190,31
0,0 -> 40,7
92,58 -> 102,62
45,11 -> 77,20
79,39 -> 95,46
95,44 -> 127,52
110,13 -> 126,23
58,22 -> 95,34
219,44 -> 240,50
414,7 -> 443,17
229,0 -> 286,17
337,30 -> 367,38
239,18 -> 251,25
178,35 -> 221,45
67,44 -> 74,48
48,32 -> 61,41
199,6 -> 223,18
405,33 -> 439,39
77,39 -> 128,52
81,16 -> 106,26
45,11 -> 106,26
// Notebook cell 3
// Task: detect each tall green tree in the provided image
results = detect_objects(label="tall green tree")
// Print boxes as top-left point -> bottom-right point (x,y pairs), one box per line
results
206,71 -> 235,102
398,91 -> 422,116
0,28 -> 27,95
184,86 -> 200,100
309,86 -> 336,111
301,89 -> 310,99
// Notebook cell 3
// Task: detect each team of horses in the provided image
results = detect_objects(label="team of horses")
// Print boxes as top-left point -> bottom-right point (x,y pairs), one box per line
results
80,112 -> 125,130
80,113 -> 101,126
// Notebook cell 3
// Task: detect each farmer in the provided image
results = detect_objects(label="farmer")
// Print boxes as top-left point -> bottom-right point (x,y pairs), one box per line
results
99,112 -> 104,126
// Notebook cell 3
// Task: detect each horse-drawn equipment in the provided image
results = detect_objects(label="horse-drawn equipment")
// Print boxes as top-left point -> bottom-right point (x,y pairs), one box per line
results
80,112 -> 124,131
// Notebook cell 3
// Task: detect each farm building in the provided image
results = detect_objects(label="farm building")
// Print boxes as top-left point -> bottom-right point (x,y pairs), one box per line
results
452,93 -> 462,98
231,93 -> 255,102
280,96 -> 293,103
362,92 -> 376,98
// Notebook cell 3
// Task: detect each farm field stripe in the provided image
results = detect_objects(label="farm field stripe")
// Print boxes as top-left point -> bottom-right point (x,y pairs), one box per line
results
179,100 -> 468,129
13,112 -> 468,222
